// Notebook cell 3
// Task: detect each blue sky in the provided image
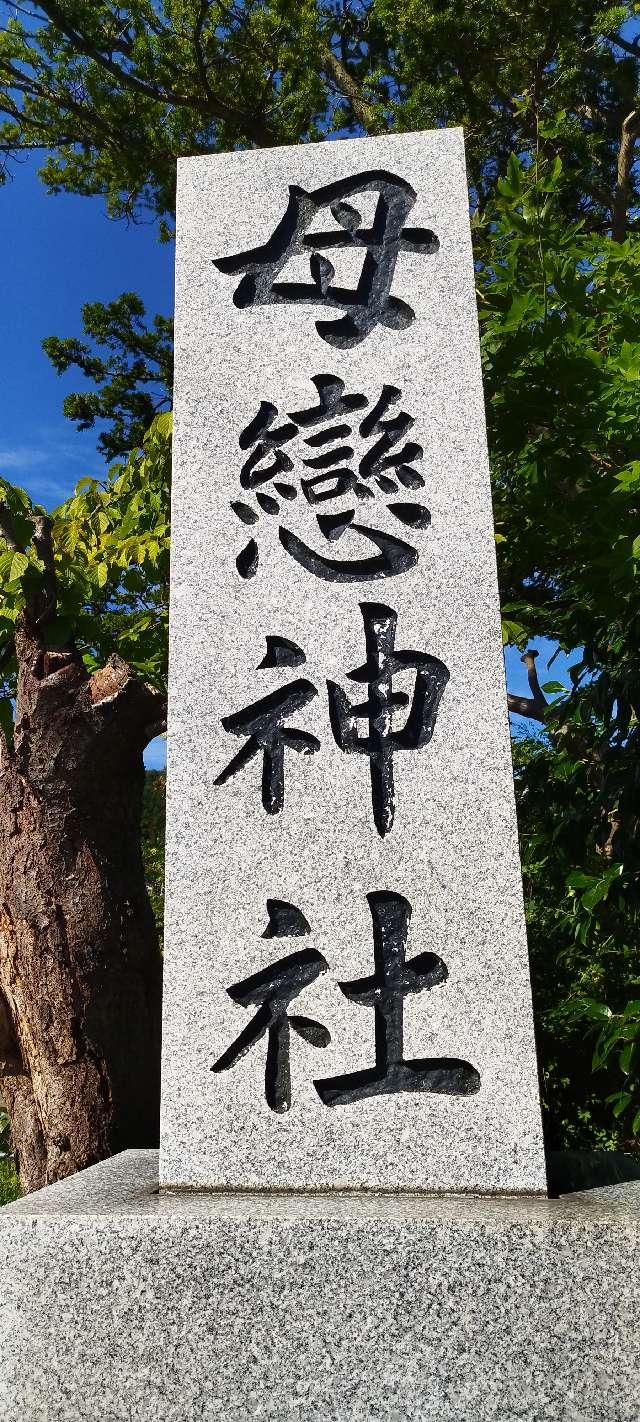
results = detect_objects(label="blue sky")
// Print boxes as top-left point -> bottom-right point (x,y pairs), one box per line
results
1,156 -> 174,501
1,154 -> 572,765
1,156 -> 173,767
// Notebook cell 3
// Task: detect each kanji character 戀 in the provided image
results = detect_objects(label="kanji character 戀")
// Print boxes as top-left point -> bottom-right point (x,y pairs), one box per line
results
231,374 -> 431,583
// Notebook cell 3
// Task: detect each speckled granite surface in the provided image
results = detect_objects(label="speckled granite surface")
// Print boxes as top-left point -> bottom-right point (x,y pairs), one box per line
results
1,1151 -> 638,1421
162,127 -> 545,1194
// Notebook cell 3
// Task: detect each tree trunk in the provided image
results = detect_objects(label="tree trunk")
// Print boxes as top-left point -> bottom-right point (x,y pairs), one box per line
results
0,614 -> 164,1192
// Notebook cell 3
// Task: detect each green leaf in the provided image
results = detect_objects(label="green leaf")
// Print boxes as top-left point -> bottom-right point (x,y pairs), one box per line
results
5,552 -> 29,584
579,998 -> 613,1022
540,154 -> 563,192
153,411 -> 172,438
615,461 -> 640,493
501,618 -> 526,646
581,881 -> 611,911
565,871 -> 596,890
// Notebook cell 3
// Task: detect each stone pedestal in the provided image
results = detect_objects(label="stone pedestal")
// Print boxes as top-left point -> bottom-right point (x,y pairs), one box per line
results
2,1151 -> 638,1422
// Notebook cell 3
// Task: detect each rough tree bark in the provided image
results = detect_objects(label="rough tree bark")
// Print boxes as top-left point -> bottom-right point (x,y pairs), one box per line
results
0,514 -> 165,1193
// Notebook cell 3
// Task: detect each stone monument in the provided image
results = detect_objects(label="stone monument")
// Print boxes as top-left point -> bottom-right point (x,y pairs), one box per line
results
161,126 -> 545,1194
1,129 -> 638,1422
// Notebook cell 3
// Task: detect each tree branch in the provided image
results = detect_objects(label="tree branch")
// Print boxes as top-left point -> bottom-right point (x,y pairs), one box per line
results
193,0 -> 212,102
507,692 -> 546,722
319,42 -> 379,133
30,514 -> 57,628
507,649 -> 549,724
3,3 -> 42,20
0,59 -> 125,147
612,108 -> 640,242
88,655 -> 167,748
611,33 -> 640,59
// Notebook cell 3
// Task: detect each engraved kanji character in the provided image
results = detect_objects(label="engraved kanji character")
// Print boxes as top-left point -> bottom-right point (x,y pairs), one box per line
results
215,637 -> 319,812
212,899 -> 330,1113
314,892 -> 479,1105
214,170 -> 439,347
328,603 -> 449,836
231,374 -> 431,582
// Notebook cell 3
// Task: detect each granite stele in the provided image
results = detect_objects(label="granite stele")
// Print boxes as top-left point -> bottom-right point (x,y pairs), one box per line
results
161,123 -> 546,1194
2,129 -> 639,1422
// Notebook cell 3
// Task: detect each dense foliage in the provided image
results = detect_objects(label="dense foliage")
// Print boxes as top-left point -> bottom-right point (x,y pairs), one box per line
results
0,1108 -> 19,1203
478,151 -> 640,1148
142,770 -> 166,936
0,1158 -> 19,1206
43,293 -> 173,461
0,411 -> 171,745
1,3 -> 639,230
1,2 -> 639,1162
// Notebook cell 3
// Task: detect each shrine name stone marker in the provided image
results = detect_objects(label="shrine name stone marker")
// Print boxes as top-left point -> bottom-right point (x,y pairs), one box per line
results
160,127 -> 546,1193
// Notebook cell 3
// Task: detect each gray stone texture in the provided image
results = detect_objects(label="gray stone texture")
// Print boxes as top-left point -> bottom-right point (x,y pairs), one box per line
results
162,126 -> 546,1192
2,1151 -> 640,1422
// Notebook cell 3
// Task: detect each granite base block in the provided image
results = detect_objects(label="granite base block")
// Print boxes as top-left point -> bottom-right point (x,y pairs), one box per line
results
1,1151 -> 639,1422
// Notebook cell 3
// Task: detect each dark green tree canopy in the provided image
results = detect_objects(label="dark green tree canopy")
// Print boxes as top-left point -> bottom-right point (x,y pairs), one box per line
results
1,2 -> 640,232
477,150 -> 640,1146
43,292 -> 173,459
